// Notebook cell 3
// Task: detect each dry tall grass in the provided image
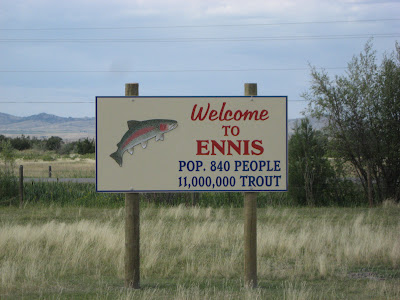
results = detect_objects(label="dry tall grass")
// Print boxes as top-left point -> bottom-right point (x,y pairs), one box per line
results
0,206 -> 399,299
9,158 -> 95,178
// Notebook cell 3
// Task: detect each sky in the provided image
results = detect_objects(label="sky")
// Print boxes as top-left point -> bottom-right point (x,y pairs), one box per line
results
0,0 -> 399,119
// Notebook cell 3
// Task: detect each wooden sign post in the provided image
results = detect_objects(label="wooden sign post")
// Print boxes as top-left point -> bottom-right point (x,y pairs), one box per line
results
244,83 -> 257,288
125,83 -> 140,289
96,84 -> 287,289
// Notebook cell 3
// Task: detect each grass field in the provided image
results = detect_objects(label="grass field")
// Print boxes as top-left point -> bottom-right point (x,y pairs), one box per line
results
1,204 -> 399,299
2,157 -> 95,178
19,158 -> 95,178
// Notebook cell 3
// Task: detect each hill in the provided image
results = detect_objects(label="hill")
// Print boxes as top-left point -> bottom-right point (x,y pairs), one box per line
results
0,112 -> 95,140
0,112 -> 327,140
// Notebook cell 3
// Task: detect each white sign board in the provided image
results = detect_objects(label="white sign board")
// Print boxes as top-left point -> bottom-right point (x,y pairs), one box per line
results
96,97 -> 287,192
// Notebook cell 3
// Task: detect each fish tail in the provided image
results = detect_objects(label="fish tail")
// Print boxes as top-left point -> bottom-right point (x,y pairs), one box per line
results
110,151 -> 123,167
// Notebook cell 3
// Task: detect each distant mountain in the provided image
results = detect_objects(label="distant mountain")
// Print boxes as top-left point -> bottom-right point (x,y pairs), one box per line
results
23,113 -> 83,124
0,112 -> 23,125
0,112 -> 95,140
0,112 -> 328,140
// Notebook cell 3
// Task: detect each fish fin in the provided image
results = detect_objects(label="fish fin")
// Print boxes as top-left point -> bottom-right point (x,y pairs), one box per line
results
156,133 -> 164,141
127,120 -> 140,129
128,147 -> 134,155
141,141 -> 148,149
110,151 -> 123,167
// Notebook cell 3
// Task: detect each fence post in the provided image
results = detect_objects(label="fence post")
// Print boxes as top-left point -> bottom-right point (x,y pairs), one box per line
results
19,165 -> 23,208
125,83 -> 140,289
244,83 -> 258,288
49,166 -> 52,178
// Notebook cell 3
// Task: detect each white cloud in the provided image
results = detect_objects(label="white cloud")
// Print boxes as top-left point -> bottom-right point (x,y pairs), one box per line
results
108,0 -> 399,19
1,0 -> 399,119
3,0 -> 398,22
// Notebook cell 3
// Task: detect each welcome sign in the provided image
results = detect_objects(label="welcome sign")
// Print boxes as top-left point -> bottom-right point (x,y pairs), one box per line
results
96,96 -> 287,192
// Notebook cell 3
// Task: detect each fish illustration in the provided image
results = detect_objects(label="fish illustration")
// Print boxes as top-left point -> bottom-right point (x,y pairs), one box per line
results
110,119 -> 178,167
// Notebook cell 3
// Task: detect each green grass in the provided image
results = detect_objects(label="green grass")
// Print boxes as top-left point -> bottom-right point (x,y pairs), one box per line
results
19,181 -> 317,208
19,181 -> 365,208
23,182 -> 124,207
3,158 -> 95,179
0,204 -> 399,299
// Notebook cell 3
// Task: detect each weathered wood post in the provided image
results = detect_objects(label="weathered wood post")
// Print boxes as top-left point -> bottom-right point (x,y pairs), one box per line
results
49,166 -> 52,178
244,83 -> 257,288
125,83 -> 140,289
19,165 -> 23,208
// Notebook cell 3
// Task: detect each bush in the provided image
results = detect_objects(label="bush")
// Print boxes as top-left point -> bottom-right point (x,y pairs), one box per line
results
0,140 -> 18,205
0,169 -> 18,205
76,138 -> 95,155
42,154 -> 56,161
10,135 -> 31,151
31,137 -> 47,151
57,142 -> 77,155
46,136 -> 63,151
289,119 -> 362,206
288,118 -> 336,206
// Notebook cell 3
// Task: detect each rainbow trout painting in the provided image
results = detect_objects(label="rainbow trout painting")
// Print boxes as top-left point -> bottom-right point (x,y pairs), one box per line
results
110,119 -> 178,167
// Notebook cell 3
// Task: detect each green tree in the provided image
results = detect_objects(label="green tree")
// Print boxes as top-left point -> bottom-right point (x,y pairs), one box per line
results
289,118 -> 335,206
10,135 -> 31,151
76,138 -> 95,155
0,135 -> 8,145
303,41 -> 400,203
46,136 -> 63,151
1,140 -> 15,168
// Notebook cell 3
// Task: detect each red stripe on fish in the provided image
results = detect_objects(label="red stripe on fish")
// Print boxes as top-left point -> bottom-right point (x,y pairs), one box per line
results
122,126 -> 155,149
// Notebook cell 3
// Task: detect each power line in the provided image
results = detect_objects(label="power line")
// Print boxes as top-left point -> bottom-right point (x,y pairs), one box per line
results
0,67 -> 345,73
0,33 -> 398,43
1,18 -> 399,31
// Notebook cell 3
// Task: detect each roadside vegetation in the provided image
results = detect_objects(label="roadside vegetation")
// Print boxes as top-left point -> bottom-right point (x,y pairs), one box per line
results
0,41 -> 399,298
0,205 -> 399,299
2,41 -> 398,207
0,134 -> 95,157
303,40 -> 400,203
0,140 -> 18,205
0,124 -> 364,207
0,135 -> 95,180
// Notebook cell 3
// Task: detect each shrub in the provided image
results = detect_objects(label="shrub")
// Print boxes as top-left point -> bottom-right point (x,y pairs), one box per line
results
0,140 -> 18,205
76,138 -> 95,155
42,154 -> 56,161
46,136 -> 63,151
57,142 -> 77,155
288,118 -> 335,206
10,135 -> 31,151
